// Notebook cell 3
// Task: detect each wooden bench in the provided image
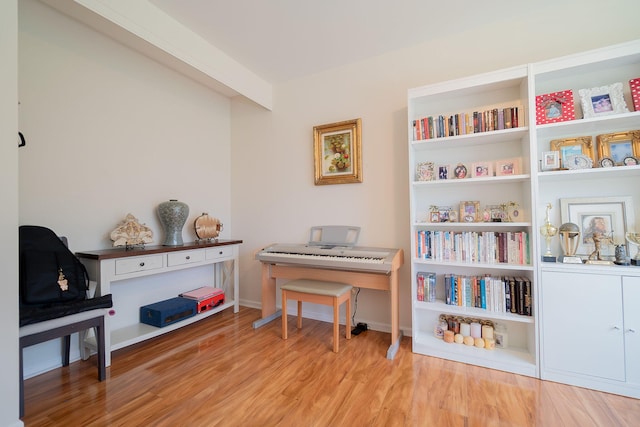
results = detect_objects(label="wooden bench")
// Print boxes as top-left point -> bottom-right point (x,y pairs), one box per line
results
281,279 -> 352,352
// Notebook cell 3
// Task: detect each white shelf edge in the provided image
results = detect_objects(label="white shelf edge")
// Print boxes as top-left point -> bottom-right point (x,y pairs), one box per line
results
414,300 -> 534,324
413,221 -> 531,228
412,258 -> 534,271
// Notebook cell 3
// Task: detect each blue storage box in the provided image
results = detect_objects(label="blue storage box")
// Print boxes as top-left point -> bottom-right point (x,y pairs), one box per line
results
140,297 -> 197,328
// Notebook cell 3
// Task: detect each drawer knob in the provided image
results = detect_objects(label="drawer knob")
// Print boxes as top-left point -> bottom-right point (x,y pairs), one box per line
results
186,255 -> 191,260
139,262 -> 145,267
219,251 -> 223,255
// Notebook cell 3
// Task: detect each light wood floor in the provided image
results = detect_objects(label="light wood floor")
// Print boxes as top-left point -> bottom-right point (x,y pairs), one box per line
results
22,306 -> 640,426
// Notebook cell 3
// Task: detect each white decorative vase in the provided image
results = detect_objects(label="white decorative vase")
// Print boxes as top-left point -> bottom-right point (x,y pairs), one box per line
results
157,199 -> 189,246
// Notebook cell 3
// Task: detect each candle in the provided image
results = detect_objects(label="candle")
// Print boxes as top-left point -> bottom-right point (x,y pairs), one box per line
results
482,325 -> 494,340
470,322 -> 482,338
460,322 -> 471,336
463,335 -> 475,346
484,338 -> 496,350
454,333 -> 464,344
443,330 -> 454,343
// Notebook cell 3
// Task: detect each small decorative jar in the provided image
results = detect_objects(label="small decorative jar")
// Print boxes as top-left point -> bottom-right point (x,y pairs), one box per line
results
157,199 -> 189,246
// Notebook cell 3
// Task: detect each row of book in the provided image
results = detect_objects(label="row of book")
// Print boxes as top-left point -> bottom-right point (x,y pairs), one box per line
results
415,230 -> 530,265
416,272 -> 436,303
442,274 -> 532,316
412,106 -> 521,141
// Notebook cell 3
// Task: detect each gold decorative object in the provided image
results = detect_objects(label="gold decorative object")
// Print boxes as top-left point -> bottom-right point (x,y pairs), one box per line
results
194,213 -> 223,241
585,232 -> 614,265
539,203 -> 558,262
110,213 -> 153,248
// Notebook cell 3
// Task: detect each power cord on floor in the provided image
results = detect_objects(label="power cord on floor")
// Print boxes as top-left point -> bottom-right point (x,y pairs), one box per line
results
350,287 -> 367,335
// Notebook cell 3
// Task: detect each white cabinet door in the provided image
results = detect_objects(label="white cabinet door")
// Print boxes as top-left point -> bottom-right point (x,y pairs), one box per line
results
541,271 -> 624,381
623,276 -> 640,385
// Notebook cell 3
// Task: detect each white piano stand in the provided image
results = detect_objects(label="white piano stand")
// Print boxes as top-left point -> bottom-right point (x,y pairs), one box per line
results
254,248 -> 404,359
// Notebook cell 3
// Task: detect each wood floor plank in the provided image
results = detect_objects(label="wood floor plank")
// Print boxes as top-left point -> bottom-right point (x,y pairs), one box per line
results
21,306 -> 640,426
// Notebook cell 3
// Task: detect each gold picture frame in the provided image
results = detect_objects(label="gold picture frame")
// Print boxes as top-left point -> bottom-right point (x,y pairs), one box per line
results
313,118 -> 362,185
459,201 -> 481,223
596,130 -> 640,166
550,136 -> 594,169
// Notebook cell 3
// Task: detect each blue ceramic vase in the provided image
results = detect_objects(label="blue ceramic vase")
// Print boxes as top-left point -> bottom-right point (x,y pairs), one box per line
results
157,199 -> 189,246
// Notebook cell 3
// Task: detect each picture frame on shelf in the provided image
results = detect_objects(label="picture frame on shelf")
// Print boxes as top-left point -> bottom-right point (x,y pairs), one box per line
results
535,90 -> 575,124
453,163 -> 469,179
459,201 -> 480,223
550,136 -> 594,169
560,196 -> 635,257
564,154 -> 593,170
416,161 -> 436,181
495,157 -> 521,176
578,83 -> 629,118
313,118 -> 362,185
599,157 -> 615,168
596,130 -> 640,166
488,205 -> 505,222
540,151 -> 560,171
437,164 -> 451,180
471,161 -> 493,177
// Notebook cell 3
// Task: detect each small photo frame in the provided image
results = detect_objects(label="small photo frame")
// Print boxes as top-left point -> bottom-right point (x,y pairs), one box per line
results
453,163 -> 469,179
471,161 -> 493,177
416,161 -> 435,181
495,157 -> 522,176
314,118 -> 362,185
429,211 -> 440,223
596,130 -> 640,166
578,83 -> 629,119
535,90 -> 575,124
540,151 -> 560,171
550,136 -> 594,169
437,164 -> 451,180
459,201 -> 481,223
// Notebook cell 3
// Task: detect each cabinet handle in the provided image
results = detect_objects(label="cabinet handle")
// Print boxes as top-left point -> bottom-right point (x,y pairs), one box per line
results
186,255 -> 191,260
627,328 -> 637,333
139,262 -> 145,267
612,325 -> 621,330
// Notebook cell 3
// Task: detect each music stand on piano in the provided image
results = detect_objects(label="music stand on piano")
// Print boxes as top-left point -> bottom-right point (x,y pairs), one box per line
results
254,226 -> 404,359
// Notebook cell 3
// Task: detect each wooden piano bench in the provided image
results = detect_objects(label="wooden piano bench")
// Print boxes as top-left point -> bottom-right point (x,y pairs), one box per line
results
281,279 -> 352,353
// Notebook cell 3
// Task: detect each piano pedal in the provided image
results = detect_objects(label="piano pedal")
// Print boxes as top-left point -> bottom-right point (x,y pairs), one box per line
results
351,322 -> 368,335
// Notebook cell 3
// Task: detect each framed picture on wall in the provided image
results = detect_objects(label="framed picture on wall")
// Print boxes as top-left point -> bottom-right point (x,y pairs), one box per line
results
313,118 -> 362,185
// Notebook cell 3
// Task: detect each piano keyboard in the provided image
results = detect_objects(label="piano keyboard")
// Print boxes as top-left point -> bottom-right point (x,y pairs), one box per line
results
256,243 -> 398,273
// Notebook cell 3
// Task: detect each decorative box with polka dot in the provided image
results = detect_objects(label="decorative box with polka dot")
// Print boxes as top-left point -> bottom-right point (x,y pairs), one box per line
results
630,78 -> 640,111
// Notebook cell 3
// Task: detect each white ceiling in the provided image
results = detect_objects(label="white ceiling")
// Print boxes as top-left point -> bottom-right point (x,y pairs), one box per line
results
149,0 -> 534,84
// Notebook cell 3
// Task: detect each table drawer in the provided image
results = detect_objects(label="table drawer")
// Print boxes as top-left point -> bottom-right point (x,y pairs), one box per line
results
206,246 -> 234,260
115,255 -> 163,275
167,249 -> 205,267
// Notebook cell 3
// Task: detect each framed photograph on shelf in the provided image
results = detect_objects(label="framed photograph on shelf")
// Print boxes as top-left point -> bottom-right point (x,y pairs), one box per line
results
416,161 -> 435,181
459,201 -> 480,223
495,157 -> 522,176
535,90 -> 575,124
560,196 -> 635,257
437,164 -> 451,180
313,118 -> 362,185
596,130 -> 640,165
550,136 -> 594,169
540,151 -> 560,171
578,83 -> 629,118
453,163 -> 469,179
471,161 -> 493,177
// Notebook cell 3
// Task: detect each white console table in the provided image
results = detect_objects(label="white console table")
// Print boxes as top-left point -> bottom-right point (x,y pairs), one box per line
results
76,239 -> 242,366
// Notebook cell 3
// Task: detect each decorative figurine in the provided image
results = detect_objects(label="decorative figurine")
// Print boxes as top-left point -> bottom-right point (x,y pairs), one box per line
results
539,203 -> 558,262
614,244 -> 629,265
586,231 -> 614,265
110,213 -> 153,248
559,222 -> 582,264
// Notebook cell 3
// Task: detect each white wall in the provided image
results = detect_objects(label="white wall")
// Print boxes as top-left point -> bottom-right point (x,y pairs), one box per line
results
1,0 -> 22,424
18,0 -> 232,378
231,2 -> 640,334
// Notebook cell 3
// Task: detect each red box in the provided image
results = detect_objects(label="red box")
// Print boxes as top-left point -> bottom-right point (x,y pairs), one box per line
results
630,78 -> 640,111
195,292 -> 225,313
535,90 -> 575,124
180,286 -> 225,313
